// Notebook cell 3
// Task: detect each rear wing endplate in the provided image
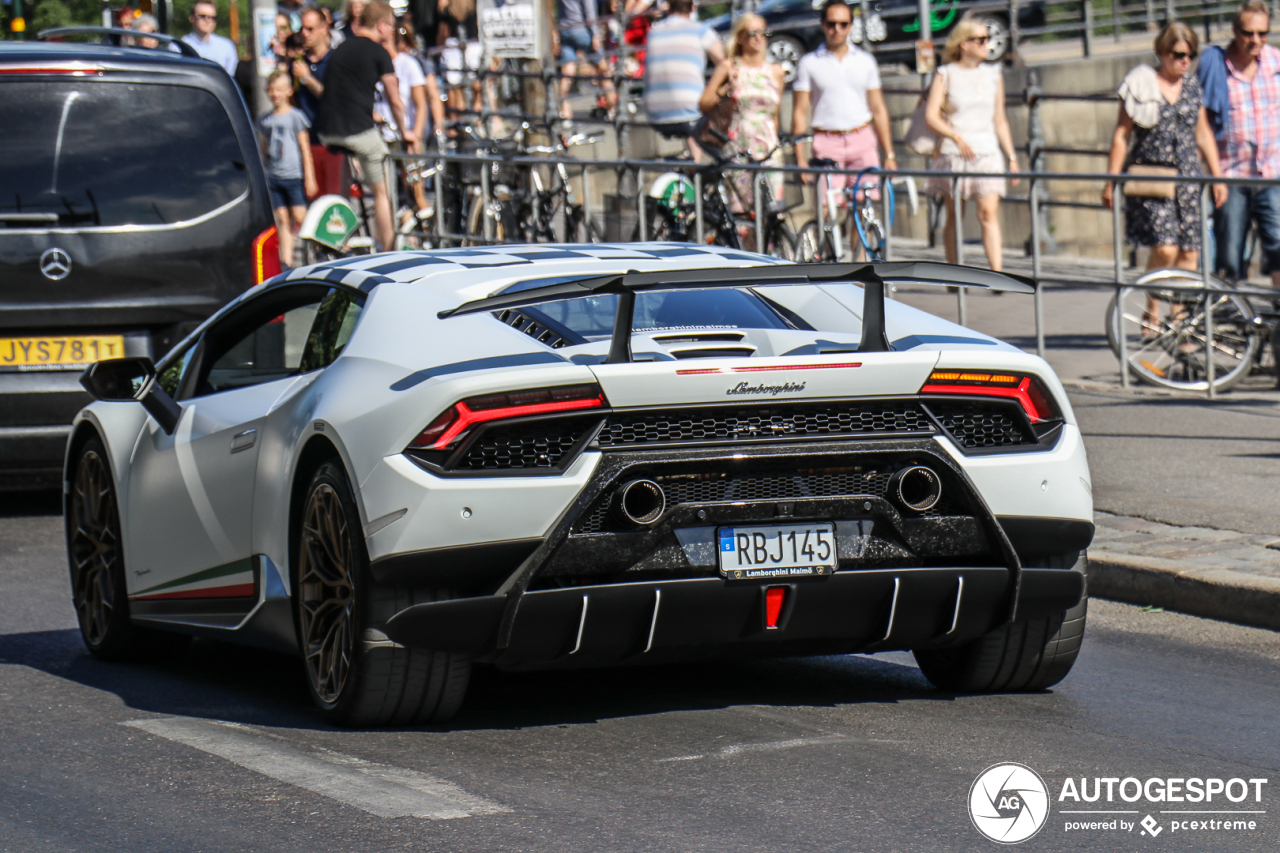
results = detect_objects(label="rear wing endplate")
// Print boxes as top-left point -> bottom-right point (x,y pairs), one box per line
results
437,261 -> 1035,360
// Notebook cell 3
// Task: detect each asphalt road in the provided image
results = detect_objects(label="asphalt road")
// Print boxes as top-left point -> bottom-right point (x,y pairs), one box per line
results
2,493 -> 1277,852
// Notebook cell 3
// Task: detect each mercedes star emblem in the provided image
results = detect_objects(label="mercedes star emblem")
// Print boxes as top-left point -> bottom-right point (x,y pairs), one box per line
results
39,248 -> 72,281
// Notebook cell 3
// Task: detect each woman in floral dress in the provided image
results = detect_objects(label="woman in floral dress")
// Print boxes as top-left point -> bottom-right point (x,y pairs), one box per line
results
699,13 -> 786,248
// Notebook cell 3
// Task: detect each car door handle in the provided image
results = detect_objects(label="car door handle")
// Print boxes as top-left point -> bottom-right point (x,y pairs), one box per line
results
230,428 -> 257,453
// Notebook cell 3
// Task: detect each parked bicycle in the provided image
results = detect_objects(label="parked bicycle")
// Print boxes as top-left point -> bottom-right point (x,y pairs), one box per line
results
450,123 -> 525,245
796,163 -> 918,263
636,133 -> 808,258
1104,268 -> 1279,392
518,122 -> 606,243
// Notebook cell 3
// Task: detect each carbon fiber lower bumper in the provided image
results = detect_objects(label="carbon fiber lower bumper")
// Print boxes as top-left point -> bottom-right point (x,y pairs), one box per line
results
383,566 -> 1084,670
379,436 -> 1090,668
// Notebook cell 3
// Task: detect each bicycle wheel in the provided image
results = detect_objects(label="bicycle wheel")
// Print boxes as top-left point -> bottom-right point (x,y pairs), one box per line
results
581,212 -> 604,243
631,199 -> 681,242
766,220 -> 798,261
851,169 -> 894,260
1104,270 -> 1262,392
464,192 -> 508,246
703,195 -> 741,250
795,220 -> 840,263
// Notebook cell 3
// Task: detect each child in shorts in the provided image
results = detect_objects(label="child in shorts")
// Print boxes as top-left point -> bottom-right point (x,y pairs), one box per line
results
258,69 -> 317,268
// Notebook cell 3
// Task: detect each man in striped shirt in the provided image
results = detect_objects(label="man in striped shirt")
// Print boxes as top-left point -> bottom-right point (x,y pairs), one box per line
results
643,0 -> 725,158
1213,0 -> 1280,287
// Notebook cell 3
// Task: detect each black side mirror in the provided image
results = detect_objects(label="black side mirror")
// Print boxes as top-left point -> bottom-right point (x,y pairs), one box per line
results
80,357 -> 183,435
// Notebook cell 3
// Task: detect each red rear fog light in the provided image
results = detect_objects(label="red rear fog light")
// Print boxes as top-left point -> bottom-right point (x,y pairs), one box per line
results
765,586 -> 788,630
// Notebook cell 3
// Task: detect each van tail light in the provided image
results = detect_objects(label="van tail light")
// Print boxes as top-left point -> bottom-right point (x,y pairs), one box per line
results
920,371 -> 1061,423
408,384 -> 607,453
252,226 -> 281,284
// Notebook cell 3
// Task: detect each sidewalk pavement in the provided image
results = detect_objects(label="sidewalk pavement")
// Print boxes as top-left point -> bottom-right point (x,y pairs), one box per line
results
883,241 -> 1280,633
1088,512 -> 1280,632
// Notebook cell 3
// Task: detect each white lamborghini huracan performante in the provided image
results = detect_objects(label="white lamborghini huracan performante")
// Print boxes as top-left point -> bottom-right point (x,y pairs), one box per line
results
65,244 -> 1093,726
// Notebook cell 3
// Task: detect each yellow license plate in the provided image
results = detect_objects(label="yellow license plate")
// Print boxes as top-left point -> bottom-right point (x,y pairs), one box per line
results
0,335 -> 126,371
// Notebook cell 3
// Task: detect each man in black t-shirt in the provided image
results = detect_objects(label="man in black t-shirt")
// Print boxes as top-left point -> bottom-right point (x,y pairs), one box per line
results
292,8 -> 343,197
315,0 -> 410,251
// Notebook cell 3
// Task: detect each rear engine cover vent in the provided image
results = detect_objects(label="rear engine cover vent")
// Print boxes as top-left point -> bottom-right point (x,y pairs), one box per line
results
670,346 -> 758,359
495,308 -> 571,349
651,331 -> 746,345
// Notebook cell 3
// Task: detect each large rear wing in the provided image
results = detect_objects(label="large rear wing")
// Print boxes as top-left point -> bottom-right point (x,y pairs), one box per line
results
437,261 -> 1035,361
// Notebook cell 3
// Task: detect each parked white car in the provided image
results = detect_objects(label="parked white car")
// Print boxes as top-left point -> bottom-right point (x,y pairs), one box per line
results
65,244 -> 1092,726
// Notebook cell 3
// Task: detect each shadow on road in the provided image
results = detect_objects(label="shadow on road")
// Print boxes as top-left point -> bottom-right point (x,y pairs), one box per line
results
0,627 -> 951,732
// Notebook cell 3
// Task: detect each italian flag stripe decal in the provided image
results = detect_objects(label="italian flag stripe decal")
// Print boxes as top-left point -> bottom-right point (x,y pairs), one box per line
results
134,582 -> 257,601
130,558 -> 256,599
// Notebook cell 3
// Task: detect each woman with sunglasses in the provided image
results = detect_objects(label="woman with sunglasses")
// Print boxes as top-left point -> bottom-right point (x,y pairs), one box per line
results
923,17 -> 1019,275
1103,20 -> 1227,304
698,13 -> 786,248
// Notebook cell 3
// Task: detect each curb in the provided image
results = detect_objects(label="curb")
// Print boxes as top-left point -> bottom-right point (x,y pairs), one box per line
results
1087,551 -> 1280,632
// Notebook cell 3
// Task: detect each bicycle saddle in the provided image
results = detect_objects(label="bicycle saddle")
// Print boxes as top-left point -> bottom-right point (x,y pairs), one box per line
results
808,157 -> 838,169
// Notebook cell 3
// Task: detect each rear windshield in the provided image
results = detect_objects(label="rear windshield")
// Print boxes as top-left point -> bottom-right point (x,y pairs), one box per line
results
526,289 -> 791,339
1,81 -> 247,228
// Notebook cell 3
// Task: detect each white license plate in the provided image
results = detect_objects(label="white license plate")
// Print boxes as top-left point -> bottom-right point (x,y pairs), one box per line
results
717,523 -> 837,580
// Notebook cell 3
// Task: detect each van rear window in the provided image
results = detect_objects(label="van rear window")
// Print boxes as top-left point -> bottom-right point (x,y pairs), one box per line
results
1,81 -> 248,227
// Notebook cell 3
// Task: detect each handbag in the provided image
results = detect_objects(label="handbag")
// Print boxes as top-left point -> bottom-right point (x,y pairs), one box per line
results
696,94 -> 735,148
904,67 -> 942,156
1123,164 -> 1178,199
695,64 -> 737,149
904,96 -> 938,156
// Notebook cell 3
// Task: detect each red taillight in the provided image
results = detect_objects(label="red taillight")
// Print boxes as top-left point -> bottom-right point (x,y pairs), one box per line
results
920,371 -> 1061,423
252,226 -> 281,284
408,384 -> 606,451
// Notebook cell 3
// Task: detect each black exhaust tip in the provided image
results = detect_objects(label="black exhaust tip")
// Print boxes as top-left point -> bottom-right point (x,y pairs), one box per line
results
891,466 -> 941,512
614,479 -> 666,525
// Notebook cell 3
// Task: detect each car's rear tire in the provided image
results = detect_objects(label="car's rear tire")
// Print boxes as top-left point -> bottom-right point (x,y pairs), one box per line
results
913,552 -> 1087,692
295,461 -> 470,726
66,436 -> 191,661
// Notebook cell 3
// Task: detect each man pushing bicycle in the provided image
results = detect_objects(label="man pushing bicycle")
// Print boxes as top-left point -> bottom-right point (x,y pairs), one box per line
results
790,0 -> 895,260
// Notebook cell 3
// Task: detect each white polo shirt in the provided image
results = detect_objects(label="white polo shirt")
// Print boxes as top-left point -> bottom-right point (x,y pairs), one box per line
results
794,44 -> 881,131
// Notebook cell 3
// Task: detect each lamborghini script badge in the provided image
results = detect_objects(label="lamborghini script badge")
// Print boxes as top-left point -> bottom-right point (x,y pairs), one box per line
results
725,381 -> 806,397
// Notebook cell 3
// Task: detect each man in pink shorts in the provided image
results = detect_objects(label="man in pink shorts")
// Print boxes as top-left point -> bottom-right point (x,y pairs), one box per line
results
791,0 -> 895,259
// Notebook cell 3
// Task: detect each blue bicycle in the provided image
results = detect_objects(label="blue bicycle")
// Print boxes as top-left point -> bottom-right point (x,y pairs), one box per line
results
797,164 -> 908,263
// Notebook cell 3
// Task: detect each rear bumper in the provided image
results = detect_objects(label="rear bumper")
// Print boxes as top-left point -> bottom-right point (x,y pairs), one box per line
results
0,334 -> 156,487
383,565 -> 1085,669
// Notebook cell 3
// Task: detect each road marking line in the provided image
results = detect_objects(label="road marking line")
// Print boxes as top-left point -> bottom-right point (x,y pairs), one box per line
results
123,717 -> 508,820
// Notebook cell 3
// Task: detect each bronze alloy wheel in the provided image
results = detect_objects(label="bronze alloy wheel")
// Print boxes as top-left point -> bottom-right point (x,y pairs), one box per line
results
294,460 -> 472,725
69,448 -> 119,648
297,482 -> 357,705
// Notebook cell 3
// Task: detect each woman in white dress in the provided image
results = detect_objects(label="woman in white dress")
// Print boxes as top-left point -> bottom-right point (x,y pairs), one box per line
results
924,17 -> 1020,273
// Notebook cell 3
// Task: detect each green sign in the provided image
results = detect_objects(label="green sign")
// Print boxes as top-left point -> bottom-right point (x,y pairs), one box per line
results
903,0 -> 959,34
311,200 -> 359,251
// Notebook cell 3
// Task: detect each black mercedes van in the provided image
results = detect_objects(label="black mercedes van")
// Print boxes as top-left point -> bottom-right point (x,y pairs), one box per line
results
0,37 -> 277,488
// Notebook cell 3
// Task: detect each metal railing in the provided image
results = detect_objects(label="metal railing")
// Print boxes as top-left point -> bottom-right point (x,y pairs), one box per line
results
385,145 -> 1278,399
